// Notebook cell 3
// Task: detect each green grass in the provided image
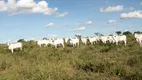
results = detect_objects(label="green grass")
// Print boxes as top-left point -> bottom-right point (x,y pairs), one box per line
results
0,35 -> 142,80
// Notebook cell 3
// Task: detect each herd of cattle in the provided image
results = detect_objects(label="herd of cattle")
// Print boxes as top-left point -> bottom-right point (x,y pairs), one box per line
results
6,33 -> 142,53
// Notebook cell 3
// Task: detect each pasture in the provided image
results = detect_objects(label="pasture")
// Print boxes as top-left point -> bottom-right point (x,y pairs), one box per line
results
0,34 -> 142,80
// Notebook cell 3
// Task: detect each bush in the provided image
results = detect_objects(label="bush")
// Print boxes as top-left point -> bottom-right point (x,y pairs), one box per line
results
0,61 -> 12,71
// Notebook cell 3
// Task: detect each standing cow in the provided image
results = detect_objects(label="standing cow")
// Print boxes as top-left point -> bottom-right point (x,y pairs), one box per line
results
7,42 -> 23,53
113,35 -> 127,45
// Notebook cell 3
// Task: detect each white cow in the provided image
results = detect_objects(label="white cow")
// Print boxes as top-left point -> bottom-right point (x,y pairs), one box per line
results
89,36 -> 99,45
64,37 -> 69,44
113,35 -> 127,45
7,42 -> 22,53
100,36 -> 109,44
37,39 -> 53,47
52,38 -> 64,48
107,36 -> 115,43
81,37 -> 88,45
70,37 -> 79,47
134,33 -> 142,46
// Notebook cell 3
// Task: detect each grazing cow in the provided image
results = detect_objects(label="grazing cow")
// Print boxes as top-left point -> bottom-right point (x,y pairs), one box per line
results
7,42 -> 22,53
113,35 -> 127,45
134,33 -> 142,46
89,36 -> 99,45
100,36 -> 109,44
37,39 -> 53,47
107,36 -> 115,43
70,37 -> 79,47
52,38 -> 64,48
64,37 -> 69,44
81,37 -> 88,45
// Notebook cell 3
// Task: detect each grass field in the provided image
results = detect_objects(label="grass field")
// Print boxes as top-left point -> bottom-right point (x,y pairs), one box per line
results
0,34 -> 142,80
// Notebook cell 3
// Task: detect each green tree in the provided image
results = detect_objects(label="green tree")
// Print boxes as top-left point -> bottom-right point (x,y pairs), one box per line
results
94,32 -> 104,36
116,31 -> 122,35
17,39 -> 25,42
134,31 -> 142,34
123,31 -> 132,35
43,37 -> 47,40
109,34 -> 113,36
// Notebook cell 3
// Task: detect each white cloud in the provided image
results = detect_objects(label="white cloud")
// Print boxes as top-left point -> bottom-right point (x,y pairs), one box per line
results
16,0 -> 36,8
56,12 -> 68,17
108,20 -> 117,24
0,0 -> 67,16
120,11 -> 142,19
106,19 -> 123,26
140,2 -> 142,5
46,22 -> 55,27
0,0 -> 7,12
84,21 -> 93,25
100,5 -> 124,13
73,27 -> 86,31
76,21 -> 93,27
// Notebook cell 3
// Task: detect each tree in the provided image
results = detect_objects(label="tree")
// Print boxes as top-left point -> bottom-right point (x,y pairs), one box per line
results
134,31 -> 142,34
94,32 -> 104,36
43,37 -> 47,40
123,31 -> 132,35
116,31 -> 122,35
75,35 -> 81,39
17,39 -> 25,42
109,34 -> 113,36
94,32 -> 100,36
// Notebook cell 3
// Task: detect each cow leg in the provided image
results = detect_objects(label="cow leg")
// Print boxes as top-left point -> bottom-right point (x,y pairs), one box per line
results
104,41 -> 106,44
116,42 -> 118,45
44,44 -> 46,47
92,42 -> 94,45
74,43 -> 76,47
55,45 -> 57,48
140,40 -> 142,46
11,49 -> 13,53
20,47 -> 22,50
62,44 -> 65,48
125,41 -> 127,46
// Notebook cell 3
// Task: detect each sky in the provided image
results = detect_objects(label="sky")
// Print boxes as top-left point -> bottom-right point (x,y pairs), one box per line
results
0,0 -> 142,42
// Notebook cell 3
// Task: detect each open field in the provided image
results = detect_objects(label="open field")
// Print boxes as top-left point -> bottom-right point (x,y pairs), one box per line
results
0,0 -> 142,80
0,34 -> 142,80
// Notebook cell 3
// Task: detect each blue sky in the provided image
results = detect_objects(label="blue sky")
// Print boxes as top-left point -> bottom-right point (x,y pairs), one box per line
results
0,0 -> 142,42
